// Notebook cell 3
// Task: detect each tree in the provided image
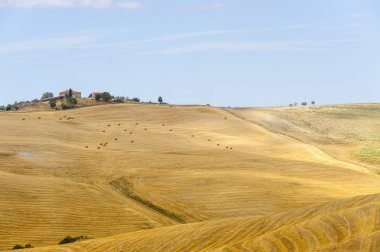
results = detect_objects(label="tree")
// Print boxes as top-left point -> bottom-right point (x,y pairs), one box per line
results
158,96 -> 163,104
95,93 -> 102,101
68,88 -> 73,98
301,102 -> 307,106
62,97 -> 77,110
49,99 -> 56,108
102,92 -> 112,102
41,92 -> 53,100
289,104 -> 293,107
6,105 -> 11,111
311,101 -> 315,105
132,97 -> 140,102
11,244 -> 33,250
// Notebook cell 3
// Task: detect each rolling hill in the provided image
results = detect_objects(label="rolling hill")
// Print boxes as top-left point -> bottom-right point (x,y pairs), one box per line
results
0,103 -> 379,251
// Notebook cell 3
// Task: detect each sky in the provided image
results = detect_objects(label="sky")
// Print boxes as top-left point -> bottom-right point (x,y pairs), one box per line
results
0,0 -> 379,107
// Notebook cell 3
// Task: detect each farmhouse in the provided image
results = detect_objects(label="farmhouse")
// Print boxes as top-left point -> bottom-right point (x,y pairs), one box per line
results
59,90 -> 82,99
89,92 -> 103,99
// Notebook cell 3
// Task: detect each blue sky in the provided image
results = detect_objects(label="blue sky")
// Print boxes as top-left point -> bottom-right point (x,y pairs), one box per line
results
0,0 -> 379,107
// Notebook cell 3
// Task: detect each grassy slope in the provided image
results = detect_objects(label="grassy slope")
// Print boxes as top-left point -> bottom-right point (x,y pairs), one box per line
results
0,103 -> 379,251
229,104 -> 380,167
23,193 -> 380,252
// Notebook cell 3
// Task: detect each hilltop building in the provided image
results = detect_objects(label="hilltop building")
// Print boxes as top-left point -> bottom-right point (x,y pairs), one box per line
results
59,90 -> 82,99
89,92 -> 103,99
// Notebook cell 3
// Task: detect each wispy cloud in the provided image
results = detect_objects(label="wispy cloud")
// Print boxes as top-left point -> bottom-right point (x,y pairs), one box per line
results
0,0 -> 142,9
0,32 -> 99,54
0,30 -> 240,54
0,28 -> 361,57
142,39 -> 359,55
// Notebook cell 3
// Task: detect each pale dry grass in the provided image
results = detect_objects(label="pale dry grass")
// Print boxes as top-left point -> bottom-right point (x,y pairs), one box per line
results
23,193 -> 380,252
229,104 -> 380,167
0,103 -> 379,251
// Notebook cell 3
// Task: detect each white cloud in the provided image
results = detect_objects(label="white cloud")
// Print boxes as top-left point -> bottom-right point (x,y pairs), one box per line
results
0,0 -> 142,9
116,1 -> 141,9
180,2 -> 225,11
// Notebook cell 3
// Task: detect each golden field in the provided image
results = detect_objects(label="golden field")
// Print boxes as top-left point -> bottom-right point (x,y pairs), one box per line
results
0,103 -> 379,251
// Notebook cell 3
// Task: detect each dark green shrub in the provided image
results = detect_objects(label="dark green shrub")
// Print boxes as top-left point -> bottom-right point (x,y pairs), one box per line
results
102,92 -> 112,102
61,103 -> 70,110
11,244 -> 33,250
95,93 -> 102,101
49,99 -> 56,108
59,236 -> 88,245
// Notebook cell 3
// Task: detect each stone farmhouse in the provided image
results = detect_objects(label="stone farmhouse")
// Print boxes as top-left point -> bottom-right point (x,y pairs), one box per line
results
59,90 -> 82,99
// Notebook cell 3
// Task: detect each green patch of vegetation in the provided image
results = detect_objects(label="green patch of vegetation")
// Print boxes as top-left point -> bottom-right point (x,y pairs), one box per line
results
353,146 -> 380,164
59,236 -> 89,245
110,180 -> 186,224
11,244 -> 33,250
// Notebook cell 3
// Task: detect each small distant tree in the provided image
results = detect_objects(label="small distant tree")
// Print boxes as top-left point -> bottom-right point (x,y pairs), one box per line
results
294,102 -> 298,106
102,92 -> 112,102
11,244 -> 24,250
68,88 -> 73,98
49,99 -> 56,108
95,93 -> 102,101
6,104 -> 12,111
301,102 -> 307,106
62,97 -> 77,110
132,97 -> 140,102
11,244 -> 33,250
61,103 -> 69,110
31,99 -> 39,103
311,101 -> 315,105
158,96 -> 163,104
0,105 -> 5,111
41,92 -> 54,100
289,104 -> 293,107
59,236 -> 88,245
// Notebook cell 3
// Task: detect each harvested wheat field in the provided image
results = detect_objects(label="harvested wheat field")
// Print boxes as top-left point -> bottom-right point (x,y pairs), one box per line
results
1,103 -> 379,251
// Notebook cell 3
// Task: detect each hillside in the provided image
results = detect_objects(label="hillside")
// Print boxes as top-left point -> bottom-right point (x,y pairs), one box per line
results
23,193 -> 380,252
0,103 -> 379,251
229,104 -> 380,167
